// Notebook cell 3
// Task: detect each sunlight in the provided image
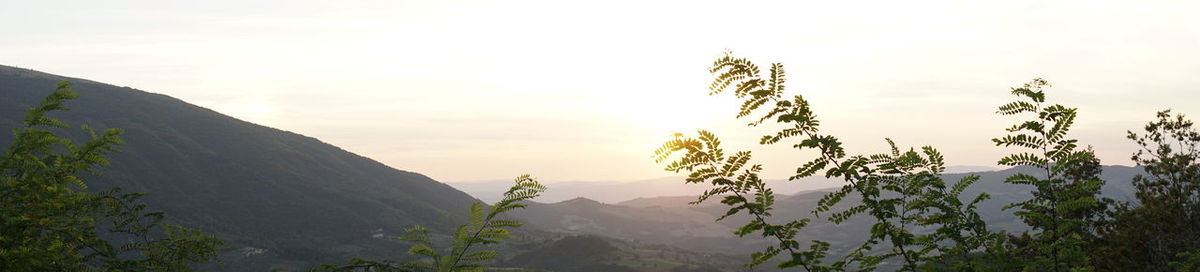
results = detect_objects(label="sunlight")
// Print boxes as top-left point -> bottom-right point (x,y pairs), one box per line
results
603,89 -> 737,147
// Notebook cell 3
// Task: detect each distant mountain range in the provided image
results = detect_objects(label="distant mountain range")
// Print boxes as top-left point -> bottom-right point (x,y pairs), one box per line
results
0,66 -> 481,271
448,165 -> 1001,203
504,165 -> 1144,261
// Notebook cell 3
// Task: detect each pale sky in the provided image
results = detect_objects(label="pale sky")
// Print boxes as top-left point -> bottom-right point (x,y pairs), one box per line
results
2,0 -> 1197,183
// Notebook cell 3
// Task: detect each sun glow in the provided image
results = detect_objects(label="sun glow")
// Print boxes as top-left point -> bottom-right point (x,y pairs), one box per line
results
3,0 -> 1196,181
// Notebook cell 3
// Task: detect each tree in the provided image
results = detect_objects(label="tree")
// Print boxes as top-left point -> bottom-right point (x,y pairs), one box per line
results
316,174 -> 545,272
0,81 -> 223,271
992,79 -> 1108,272
654,52 -> 995,271
1093,110 -> 1200,271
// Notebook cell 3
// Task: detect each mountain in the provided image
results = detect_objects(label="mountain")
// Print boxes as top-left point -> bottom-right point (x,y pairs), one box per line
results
0,66 -> 481,270
450,176 -> 845,204
507,165 -> 1145,258
451,165 -> 996,204
944,165 -> 1001,173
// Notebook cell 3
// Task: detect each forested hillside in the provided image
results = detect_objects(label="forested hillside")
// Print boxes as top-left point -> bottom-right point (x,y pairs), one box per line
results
0,66 -> 481,270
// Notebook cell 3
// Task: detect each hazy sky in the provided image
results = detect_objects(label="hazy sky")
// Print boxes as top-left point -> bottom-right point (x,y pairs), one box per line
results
2,0 -> 1197,183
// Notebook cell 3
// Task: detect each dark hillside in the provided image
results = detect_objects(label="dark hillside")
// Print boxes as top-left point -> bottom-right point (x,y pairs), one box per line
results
497,235 -> 744,272
0,65 -> 480,270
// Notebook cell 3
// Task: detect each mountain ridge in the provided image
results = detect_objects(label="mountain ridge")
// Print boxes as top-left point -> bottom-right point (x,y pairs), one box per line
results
0,65 -> 483,270
505,165 -> 1144,257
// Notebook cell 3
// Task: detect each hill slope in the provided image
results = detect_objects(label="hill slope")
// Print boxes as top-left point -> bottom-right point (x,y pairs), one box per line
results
496,234 -> 745,272
0,66 -> 480,270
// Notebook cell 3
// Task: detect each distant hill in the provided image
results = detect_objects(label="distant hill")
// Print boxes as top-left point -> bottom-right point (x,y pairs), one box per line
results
450,165 -> 998,204
450,176 -> 845,203
0,65 -> 481,270
944,165 -> 1001,173
507,165 -> 1144,258
496,235 -> 744,272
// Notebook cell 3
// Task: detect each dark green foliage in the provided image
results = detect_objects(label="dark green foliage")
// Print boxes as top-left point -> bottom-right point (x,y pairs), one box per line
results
0,81 -> 222,271
1173,249 -> 1200,272
655,53 -> 995,271
1093,110 -> 1200,271
316,175 -> 545,272
992,79 -> 1107,271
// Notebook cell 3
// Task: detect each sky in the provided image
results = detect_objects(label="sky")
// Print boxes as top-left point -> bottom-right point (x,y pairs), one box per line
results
1,0 -> 1197,183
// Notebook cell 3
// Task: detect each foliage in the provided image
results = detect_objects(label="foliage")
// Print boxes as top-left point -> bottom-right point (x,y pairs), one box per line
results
653,52 -> 1200,271
655,53 -> 995,271
1093,110 -> 1200,271
1172,249 -> 1200,272
316,174 -> 545,272
992,79 -> 1108,271
0,81 -> 223,271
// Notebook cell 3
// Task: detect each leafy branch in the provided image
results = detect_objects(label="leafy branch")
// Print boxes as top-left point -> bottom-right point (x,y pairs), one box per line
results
992,78 -> 1106,271
656,52 -> 994,271
0,81 -> 223,271
317,175 -> 545,272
